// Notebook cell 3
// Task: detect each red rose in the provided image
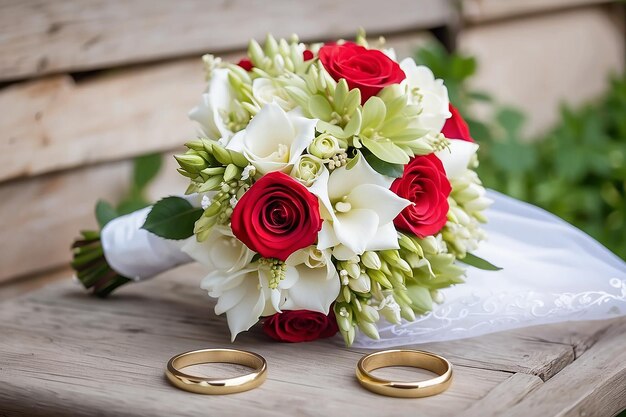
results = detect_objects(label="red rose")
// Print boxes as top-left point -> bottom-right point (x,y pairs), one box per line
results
318,42 -> 405,103
302,50 -> 314,61
442,104 -> 474,142
231,172 -> 322,260
391,154 -> 451,238
263,310 -> 339,343
237,58 -> 253,72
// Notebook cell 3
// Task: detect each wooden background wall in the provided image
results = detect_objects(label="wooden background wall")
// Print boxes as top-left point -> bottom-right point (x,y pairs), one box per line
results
0,0 -> 623,288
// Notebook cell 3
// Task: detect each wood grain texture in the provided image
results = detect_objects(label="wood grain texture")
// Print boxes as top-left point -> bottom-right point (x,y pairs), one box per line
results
0,155 -> 187,282
462,0 -> 612,23
0,32 -> 430,183
0,59 -> 202,182
506,320 -> 626,417
459,373 -> 543,417
0,0 -> 452,81
0,266 -> 622,416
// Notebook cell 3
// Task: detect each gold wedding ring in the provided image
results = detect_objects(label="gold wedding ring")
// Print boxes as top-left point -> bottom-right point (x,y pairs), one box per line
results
356,349 -> 453,398
165,348 -> 267,394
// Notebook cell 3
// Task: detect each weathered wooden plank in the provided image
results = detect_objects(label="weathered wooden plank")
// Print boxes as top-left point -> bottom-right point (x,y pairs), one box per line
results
459,5 -> 625,137
462,0 -> 612,23
0,272 -> 509,417
0,0 -> 453,81
0,266 -> 69,302
0,154 -> 187,282
0,267 -> 622,416
0,59 -> 202,182
0,32 -> 429,183
460,373 -> 543,417
506,319 -> 626,417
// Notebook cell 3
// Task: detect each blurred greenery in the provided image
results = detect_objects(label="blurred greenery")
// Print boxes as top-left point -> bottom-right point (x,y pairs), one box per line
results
415,42 -> 626,260
95,153 -> 162,228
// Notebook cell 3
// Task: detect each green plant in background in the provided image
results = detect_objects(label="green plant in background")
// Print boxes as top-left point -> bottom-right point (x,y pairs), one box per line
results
94,153 -> 162,228
415,42 -> 626,260
72,153 -> 162,297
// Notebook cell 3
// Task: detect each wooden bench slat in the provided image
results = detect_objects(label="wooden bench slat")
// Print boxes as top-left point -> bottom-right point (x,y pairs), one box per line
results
0,0 -> 452,81
506,319 -> 626,417
0,155 -> 187,282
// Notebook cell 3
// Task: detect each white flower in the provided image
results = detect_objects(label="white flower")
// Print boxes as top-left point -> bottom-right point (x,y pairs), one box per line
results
202,266 -> 276,341
181,226 -> 255,273
436,139 -> 479,179
240,164 -> 255,181
315,153 -> 411,260
281,246 -> 340,313
200,195 -> 211,210
188,68 -> 236,145
226,103 -> 317,175
201,246 -> 340,341
400,57 -> 451,133
252,78 -> 296,111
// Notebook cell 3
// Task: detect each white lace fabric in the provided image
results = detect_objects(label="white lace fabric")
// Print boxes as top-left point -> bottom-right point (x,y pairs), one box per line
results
353,190 -> 626,348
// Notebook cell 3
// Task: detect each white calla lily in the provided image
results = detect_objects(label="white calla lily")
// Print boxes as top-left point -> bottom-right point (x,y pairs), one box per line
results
188,68 -> 235,145
226,103 -> 317,174
201,267 -> 275,341
281,246 -> 340,314
252,78 -> 295,111
314,154 -> 410,260
201,246 -> 339,340
400,58 -> 451,133
181,226 -> 255,272
436,140 -> 479,179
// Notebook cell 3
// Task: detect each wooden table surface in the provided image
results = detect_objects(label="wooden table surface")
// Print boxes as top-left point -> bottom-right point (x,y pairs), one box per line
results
1,263 -> 625,417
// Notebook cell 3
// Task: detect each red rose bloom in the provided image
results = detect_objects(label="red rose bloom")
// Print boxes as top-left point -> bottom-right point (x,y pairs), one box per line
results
318,42 -> 405,103
391,154 -> 451,238
237,58 -> 253,72
263,310 -> 339,343
442,104 -> 474,142
231,172 -> 322,260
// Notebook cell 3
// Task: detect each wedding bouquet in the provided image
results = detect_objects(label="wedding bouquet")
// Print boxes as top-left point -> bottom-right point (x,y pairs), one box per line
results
72,32 -> 496,346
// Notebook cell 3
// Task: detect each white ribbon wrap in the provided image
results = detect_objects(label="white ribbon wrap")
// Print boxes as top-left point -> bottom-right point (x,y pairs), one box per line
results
98,191 -> 626,345
100,207 -> 192,280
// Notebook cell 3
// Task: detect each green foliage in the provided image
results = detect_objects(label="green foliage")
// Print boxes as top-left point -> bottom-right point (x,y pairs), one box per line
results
415,42 -> 626,260
95,200 -> 119,228
95,152 -> 163,222
459,253 -> 503,271
141,196 -> 203,240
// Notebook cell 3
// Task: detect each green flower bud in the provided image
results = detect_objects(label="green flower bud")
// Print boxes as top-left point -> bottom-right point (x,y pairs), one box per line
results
223,164 -> 241,182
358,321 -> 380,340
308,134 -> 342,159
361,251 -> 381,270
174,154 -> 207,173
345,262 -> 360,279
290,155 -> 324,187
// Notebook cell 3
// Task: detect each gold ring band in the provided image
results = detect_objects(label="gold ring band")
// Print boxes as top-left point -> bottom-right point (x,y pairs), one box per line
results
356,349 -> 453,398
165,348 -> 267,394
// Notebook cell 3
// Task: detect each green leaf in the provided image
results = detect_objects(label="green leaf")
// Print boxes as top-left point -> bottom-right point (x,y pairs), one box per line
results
141,197 -> 203,240
133,153 -> 162,192
460,253 -> 502,271
364,152 -> 405,178
95,200 -> 119,228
